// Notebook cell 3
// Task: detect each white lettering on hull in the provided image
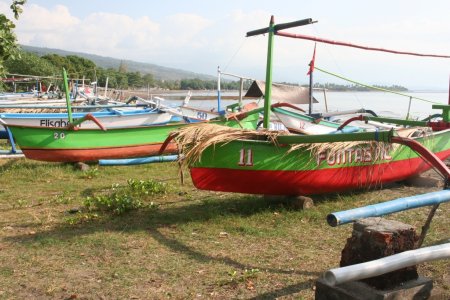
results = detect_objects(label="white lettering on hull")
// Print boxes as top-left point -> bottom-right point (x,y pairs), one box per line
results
317,145 -> 393,166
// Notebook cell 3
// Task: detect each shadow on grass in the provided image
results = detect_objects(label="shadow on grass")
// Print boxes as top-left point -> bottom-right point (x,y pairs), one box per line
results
148,227 -> 321,277
4,178 -> 426,297
8,193 -> 315,238
247,280 -> 315,299
6,181 -> 406,243
0,159 -> 74,173
6,194 -> 323,278
427,237 -> 450,246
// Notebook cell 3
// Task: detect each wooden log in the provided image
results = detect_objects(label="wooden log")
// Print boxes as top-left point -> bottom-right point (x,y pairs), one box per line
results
340,217 -> 418,290
262,195 -> 314,210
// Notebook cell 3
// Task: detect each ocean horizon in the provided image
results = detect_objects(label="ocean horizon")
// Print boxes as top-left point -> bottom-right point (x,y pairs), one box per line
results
160,90 -> 448,120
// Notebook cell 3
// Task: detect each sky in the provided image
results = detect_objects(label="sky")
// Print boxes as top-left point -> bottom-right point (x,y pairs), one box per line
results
1,0 -> 450,90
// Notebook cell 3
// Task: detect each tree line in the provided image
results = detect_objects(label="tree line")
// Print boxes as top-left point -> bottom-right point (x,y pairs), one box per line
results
1,51 -> 408,93
305,82 -> 408,92
1,51 -> 250,92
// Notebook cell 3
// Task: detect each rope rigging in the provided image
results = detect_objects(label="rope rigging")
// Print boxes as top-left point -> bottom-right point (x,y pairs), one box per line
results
275,31 -> 450,59
314,66 -> 441,104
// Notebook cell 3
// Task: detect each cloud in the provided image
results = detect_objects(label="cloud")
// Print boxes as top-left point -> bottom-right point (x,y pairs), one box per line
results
76,13 -> 160,54
15,4 -> 161,60
17,4 -> 80,45
8,1 -> 450,89
163,13 -> 211,47
13,4 -> 215,66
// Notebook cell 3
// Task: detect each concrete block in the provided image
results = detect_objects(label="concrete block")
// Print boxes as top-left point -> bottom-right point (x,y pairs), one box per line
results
315,276 -> 433,300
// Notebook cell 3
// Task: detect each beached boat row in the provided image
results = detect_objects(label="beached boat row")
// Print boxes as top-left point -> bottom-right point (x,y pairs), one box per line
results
167,16 -> 450,197
3,16 -> 448,298
1,16 -> 450,200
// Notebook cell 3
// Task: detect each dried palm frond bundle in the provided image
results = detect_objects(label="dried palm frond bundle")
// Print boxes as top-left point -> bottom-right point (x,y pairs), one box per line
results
174,123 -> 398,168
173,123 -> 286,168
0,108 -> 66,113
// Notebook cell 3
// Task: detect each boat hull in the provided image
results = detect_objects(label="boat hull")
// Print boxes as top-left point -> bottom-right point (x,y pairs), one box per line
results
8,113 -> 259,162
180,106 -> 221,122
190,129 -> 450,195
272,107 -> 341,134
0,109 -> 173,129
22,143 -> 178,162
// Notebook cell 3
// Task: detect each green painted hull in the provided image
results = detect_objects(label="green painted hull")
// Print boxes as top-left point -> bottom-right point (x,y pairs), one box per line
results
8,113 -> 259,162
190,129 -> 450,195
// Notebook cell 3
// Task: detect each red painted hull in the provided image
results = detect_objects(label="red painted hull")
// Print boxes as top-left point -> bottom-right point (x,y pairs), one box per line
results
21,143 -> 178,162
190,149 -> 450,195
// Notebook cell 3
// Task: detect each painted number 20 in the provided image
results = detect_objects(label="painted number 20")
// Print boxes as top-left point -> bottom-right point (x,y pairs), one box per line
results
238,148 -> 253,166
54,132 -> 66,139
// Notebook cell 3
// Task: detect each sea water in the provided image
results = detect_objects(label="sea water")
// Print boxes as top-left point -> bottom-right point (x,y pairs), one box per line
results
312,91 -> 448,119
171,90 -> 448,120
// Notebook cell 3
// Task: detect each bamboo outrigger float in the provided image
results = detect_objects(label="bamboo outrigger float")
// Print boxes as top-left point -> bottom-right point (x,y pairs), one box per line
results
327,189 -> 450,227
323,173 -> 450,292
324,243 -> 450,286
173,16 -> 450,196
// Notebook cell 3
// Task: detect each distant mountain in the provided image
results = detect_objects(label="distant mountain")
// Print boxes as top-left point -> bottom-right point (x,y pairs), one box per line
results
20,45 -> 216,81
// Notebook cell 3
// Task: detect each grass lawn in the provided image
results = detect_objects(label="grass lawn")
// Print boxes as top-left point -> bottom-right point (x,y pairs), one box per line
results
0,158 -> 448,299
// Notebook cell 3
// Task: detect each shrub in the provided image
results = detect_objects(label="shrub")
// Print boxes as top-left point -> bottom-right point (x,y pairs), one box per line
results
83,179 -> 167,214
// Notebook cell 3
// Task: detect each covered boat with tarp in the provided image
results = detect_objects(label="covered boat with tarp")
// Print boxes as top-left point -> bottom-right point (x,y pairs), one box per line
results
244,80 -> 318,104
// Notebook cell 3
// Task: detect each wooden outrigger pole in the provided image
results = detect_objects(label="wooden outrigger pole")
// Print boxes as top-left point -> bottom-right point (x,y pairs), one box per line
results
274,31 -> 450,59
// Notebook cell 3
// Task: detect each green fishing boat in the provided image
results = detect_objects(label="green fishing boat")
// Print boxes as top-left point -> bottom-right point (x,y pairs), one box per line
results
178,123 -> 450,195
174,16 -> 450,196
4,69 -> 262,162
6,113 -> 260,162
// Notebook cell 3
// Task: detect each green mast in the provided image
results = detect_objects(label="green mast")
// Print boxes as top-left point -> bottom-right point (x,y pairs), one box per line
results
246,17 -> 315,129
62,68 -> 73,123
262,16 -> 275,129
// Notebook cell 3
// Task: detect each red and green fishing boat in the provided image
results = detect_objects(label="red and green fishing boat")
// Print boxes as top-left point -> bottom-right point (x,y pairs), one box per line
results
4,69 -> 262,162
5,107 -> 263,163
175,16 -> 450,196
184,124 -> 450,195
5,106 -> 261,162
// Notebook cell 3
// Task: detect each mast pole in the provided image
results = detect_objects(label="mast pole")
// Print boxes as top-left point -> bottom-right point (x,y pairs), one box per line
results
62,68 -> 73,123
263,16 -> 275,129
104,76 -> 109,98
307,44 -> 316,115
309,67 -> 313,115
245,17 -> 314,128
217,66 -> 221,113
239,77 -> 244,105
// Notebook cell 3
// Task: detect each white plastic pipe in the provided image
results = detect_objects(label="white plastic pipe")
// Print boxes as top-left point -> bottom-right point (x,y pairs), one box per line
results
324,243 -> 450,286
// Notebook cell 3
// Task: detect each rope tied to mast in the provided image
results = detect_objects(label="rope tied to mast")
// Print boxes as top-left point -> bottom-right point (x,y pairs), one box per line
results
314,66 -> 442,104
275,31 -> 450,59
